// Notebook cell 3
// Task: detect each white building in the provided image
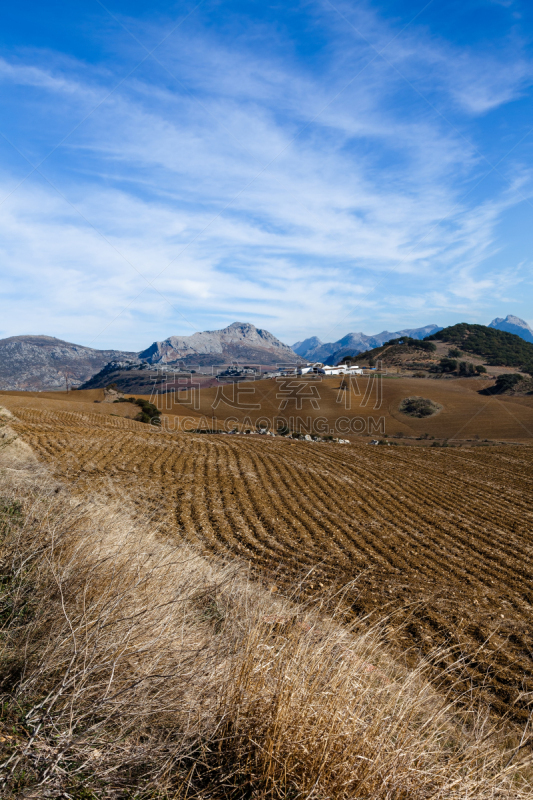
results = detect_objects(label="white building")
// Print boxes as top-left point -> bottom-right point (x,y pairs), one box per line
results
296,363 -> 365,376
343,366 -> 364,375
297,363 -> 325,375
322,365 -> 364,376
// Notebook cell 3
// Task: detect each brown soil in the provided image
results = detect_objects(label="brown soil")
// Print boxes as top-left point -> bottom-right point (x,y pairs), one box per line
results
150,375 -> 533,442
3,392 -> 533,728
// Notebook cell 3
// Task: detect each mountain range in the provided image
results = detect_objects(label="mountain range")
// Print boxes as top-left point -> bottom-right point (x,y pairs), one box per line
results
0,323 -> 297,391
138,322 -> 298,366
293,316 -> 533,364
0,335 -> 136,391
1,315 -> 532,391
292,324 -> 443,365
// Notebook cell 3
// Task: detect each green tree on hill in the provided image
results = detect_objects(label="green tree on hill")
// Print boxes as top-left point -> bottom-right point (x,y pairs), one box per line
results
479,373 -> 524,395
114,397 -> 162,425
427,323 -> 533,369
431,357 -> 457,373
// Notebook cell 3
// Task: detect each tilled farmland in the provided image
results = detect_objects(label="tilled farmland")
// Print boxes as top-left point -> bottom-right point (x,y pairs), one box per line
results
6,402 -> 533,726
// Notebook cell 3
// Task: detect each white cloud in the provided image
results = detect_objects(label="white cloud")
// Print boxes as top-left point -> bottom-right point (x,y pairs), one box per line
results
0,4 -> 532,347
316,1 -> 533,116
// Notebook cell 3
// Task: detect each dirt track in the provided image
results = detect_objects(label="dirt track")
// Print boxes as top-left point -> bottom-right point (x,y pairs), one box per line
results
4,397 -> 533,726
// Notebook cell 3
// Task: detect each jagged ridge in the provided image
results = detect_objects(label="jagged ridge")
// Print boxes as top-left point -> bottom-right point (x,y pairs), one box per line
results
138,322 -> 299,366
0,335 -> 137,391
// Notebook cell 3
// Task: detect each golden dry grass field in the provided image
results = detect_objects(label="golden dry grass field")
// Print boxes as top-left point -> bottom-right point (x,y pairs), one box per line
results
2,385 -> 533,728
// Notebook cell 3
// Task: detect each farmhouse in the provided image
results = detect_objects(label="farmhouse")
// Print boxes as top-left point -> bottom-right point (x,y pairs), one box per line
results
296,363 -> 365,376
323,365 -> 364,376
297,363 -> 325,375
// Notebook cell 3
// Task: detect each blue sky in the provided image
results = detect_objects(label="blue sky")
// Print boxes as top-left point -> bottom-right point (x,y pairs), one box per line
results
0,0 -> 532,349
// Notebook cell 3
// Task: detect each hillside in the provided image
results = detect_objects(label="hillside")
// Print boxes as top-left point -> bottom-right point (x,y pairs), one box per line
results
335,325 -> 533,379
6,322 -> 530,393
139,321 -> 298,366
291,334 -> 323,356
0,335 -> 138,391
3,436 -> 533,798
80,360 -> 225,393
294,319 -> 533,366
147,374 -> 533,442
427,323 -> 533,369
1,387 -> 532,741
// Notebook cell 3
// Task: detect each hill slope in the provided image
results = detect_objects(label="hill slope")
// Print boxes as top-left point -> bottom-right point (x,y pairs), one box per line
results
2,439 -> 531,798
0,335 -> 138,391
427,323 -> 533,368
139,321 -> 298,366
3,393 -> 533,732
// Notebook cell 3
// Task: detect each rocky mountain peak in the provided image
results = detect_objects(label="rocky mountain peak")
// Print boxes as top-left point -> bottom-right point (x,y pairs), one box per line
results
488,315 -> 533,344
0,335 -> 138,391
138,322 -> 298,366
292,336 -> 323,357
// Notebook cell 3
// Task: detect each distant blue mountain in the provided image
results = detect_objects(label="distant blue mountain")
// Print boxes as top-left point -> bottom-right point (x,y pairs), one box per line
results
292,324 -> 442,364
488,315 -> 533,344
292,336 -> 323,357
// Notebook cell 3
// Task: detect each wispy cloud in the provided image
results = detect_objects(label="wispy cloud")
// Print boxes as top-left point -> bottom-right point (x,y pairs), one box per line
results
0,1 -> 532,347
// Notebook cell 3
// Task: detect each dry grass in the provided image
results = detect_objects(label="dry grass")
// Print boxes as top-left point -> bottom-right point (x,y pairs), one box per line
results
9,402 -> 533,725
1,468 -> 533,798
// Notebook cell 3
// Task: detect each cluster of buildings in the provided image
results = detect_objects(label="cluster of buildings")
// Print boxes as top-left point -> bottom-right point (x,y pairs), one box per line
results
297,363 -> 365,376
261,362 -> 366,378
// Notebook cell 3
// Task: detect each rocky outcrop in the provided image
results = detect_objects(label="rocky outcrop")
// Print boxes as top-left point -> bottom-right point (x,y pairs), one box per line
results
138,322 -> 299,366
488,315 -> 533,344
0,336 -> 138,391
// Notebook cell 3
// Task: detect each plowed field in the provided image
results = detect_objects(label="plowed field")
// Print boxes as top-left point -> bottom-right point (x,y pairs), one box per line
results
154,375 -> 533,442
3,395 -> 533,727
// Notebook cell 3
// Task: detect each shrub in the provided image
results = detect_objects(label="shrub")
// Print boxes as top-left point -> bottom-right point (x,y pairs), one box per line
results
458,361 -> 476,376
418,340 -> 436,352
114,397 -> 162,425
480,373 -> 524,395
438,357 -> 457,373
384,337 -> 435,352
399,397 -> 441,418
475,365 -> 487,374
